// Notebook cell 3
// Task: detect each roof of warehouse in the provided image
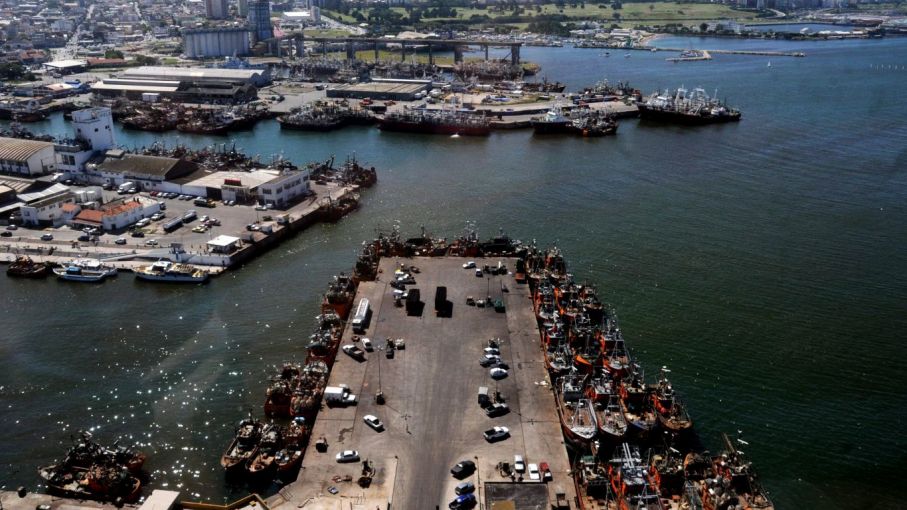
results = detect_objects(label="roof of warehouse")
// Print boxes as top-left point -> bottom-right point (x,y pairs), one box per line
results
121,66 -> 265,81
0,137 -> 55,162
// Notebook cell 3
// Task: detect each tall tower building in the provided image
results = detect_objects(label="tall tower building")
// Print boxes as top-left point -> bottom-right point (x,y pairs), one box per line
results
72,107 -> 115,152
248,0 -> 273,43
205,0 -> 229,19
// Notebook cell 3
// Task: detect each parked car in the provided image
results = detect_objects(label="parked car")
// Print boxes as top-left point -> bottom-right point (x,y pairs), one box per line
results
448,493 -> 476,510
385,342 -> 395,359
489,367 -> 509,380
485,403 -> 510,417
475,269 -> 483,277
514,455 -> 526,473
466,296 -> 476,306
539,462 -> 552,482
394,338 -> 405,349
131,231 -> 145,238
5,224 -> 17,230
528,463 -> 541,481
462,261 -> 476,269
78,234 -> 90,241
151,212 -> 164,221
483,426 -> 510,443
40,233 -> 53,241
450,460 -> 476,479
362,338 -> 373,351
0,231 -> 11,237
335,450 -> 359,463
484,347 -> 500,355
479,354 -> 501,367
145,239 -> 159,246
454,481 -> 475,495
363,414 -> 384,431
115,237 -> 127,245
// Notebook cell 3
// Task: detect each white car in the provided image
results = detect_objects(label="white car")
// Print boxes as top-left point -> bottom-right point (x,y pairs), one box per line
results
528,463 -> 540,481
335,450 -> 360,463
394,338 -> 405,349
514,455 -> 525,473
489,367 -> 509,379
462,261 -> 476,269
363,414 -> 384,431
484,347 -> 500,355
362,338 -> 373,351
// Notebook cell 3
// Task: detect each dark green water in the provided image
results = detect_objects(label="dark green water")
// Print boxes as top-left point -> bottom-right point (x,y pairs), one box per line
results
2,37 -> 906,508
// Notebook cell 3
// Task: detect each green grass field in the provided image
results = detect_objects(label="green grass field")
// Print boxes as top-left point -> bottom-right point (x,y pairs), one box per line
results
324,2 -> 761,28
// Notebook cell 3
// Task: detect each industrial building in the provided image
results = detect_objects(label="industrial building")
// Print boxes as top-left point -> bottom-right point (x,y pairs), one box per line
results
0,137 -> 57,176
205,0 -> 228,19
183,26 -> 252,59
326,78 -> 432,101
91,78 -> 259,103
87,151 -> 201,190
180,168 -> 310,206
247,0 -> 273,43
119,66 -> 271,87
17,183 -> 76,226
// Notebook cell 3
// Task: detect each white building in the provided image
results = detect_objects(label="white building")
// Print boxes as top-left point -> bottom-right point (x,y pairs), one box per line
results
257,170 -> 309,207
71,196 -> 161,231
0,137 -> 57,176
182,27 -> 252,58
18,183 -> 76,226
281,9 -> 320,27
72,107 -> 116,152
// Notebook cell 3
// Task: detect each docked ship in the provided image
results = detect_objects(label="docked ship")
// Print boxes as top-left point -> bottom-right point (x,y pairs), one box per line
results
588,374 -> 628,444
39,465 -> 141,503
221,417 -> 263,474
37,432 -> 145,503
637,87 -> 741,125
321,273 -> 356,320
52,259 -> 117,282
0,100 -> 48,122
263,363 -> 300,418
651,367 -> 694,433
247,424 -> 282,478
571,114 -> 618,137
289,360 -> 329,419
556,375 -> 598,449
531,108 -> 574,134
277,105 -> 345,132
378,109 -> 491,136
176,110 -> 234,136
7,256 -> 49,278
607,443 -> 665,510
134,261 -> 209,283
275,417 -> 308,473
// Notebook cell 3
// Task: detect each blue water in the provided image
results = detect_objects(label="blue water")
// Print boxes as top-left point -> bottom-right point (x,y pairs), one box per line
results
2,36 -> 907,509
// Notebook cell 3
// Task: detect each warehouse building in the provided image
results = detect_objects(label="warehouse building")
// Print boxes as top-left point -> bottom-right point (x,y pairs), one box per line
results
86,150 -> 201,190
0,137 -> 57,176
119,66 -> 271,87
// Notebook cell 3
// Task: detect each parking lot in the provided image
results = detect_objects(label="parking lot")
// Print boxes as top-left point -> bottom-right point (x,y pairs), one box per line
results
272,257 -> 576,510
0,181 -> 348,262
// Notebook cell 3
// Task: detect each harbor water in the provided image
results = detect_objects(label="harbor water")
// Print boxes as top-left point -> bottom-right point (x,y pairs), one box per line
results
2,36 -> 907,509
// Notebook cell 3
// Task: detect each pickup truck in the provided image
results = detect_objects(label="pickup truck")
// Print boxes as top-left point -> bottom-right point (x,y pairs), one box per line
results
342,344 -> 366,360
324,385 -> 358,406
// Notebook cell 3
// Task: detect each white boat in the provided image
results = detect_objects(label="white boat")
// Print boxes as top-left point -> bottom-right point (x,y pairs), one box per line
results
52,259 -> 117,282
134,260 -> 209,283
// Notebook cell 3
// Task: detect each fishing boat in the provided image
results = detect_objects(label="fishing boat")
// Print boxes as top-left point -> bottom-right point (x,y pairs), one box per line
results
702,434 -> 775,510
264,363 -> 300,418
53,259 -> 117,282
651,367 -> 693,433
322,273 -> 356,319
275,417 -> 307,473
637,86 -> 741,125
7,256 -> 49,278
607,443 -> 665,510
571,114 -> 618,137
556,374 -> 598,450
221,417 -> 263,474
589,377 -> 628,444
134,261 -> 209,283
40,464 -> 142,503
247,424 -> 282,478
531,108 -> 574,134
290,360 -> 329,419
378,109 -> 491,136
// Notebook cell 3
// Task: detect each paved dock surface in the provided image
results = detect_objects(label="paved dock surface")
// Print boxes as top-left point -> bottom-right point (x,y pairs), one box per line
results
269,256 -> 576,510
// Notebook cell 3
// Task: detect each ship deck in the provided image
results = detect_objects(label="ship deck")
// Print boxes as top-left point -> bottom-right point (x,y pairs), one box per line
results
268,256 -> 577,510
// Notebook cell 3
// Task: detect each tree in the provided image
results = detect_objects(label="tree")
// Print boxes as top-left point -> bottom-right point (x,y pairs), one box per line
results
699,22 -> 709,32
612,11 -> 621,21
104,49 -> 124,59
134,55 -> 159,65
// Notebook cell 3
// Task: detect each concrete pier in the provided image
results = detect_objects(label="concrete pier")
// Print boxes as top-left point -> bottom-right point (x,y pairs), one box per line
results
267,256 -> 577,510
